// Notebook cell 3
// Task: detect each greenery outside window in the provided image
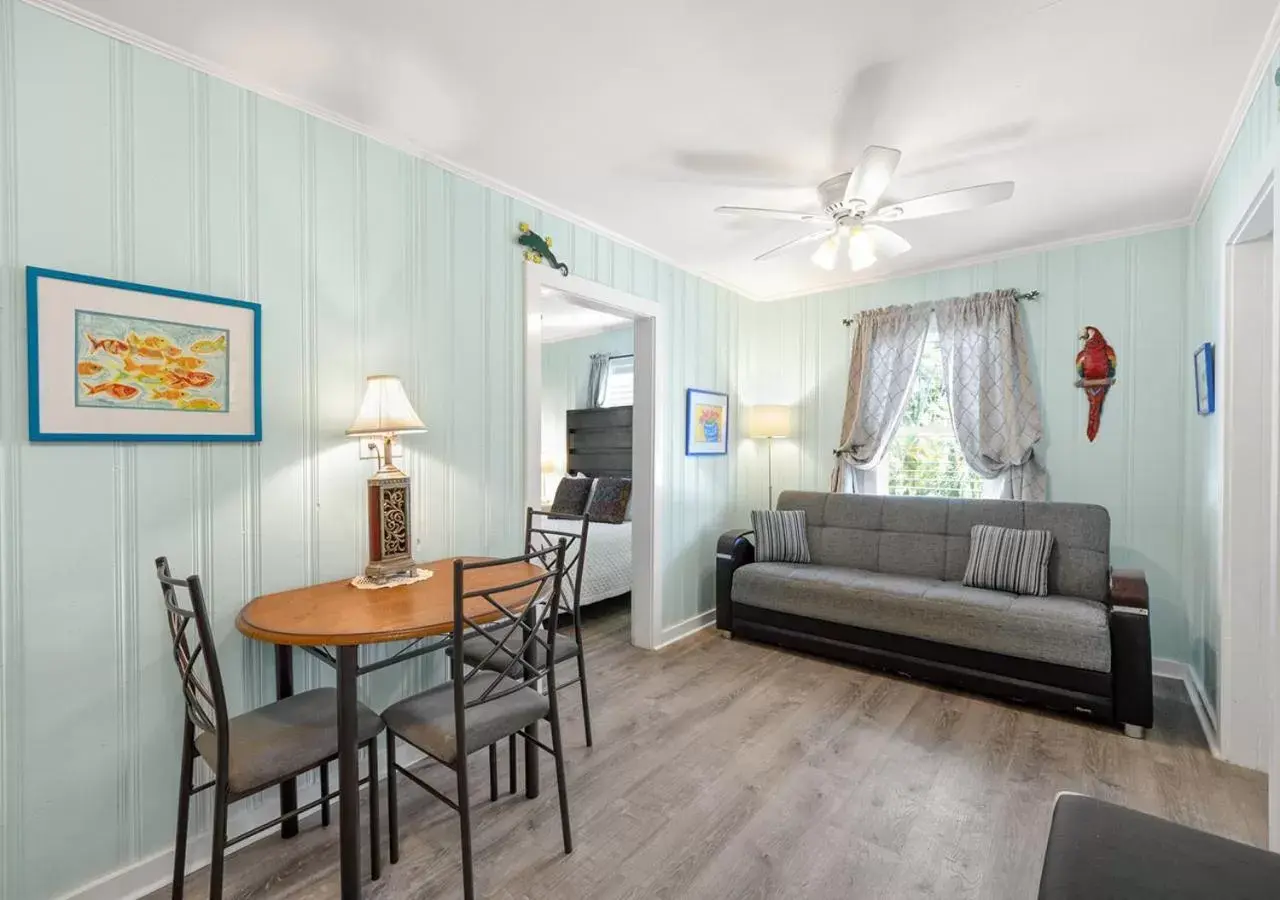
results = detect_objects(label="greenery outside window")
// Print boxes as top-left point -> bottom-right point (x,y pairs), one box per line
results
883,331 -> 985,499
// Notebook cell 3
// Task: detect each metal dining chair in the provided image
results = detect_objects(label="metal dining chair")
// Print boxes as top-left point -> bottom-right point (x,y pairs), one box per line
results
382,544 -> 574,900
156,558 -> 385,900
460,508 -> 594,749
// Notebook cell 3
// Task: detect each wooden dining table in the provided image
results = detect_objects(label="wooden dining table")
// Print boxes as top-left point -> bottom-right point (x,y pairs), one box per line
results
236,557 -> 547,900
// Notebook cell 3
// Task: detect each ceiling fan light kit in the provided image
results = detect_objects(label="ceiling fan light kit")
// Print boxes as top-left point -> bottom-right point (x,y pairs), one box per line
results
717,145 -> 1015,274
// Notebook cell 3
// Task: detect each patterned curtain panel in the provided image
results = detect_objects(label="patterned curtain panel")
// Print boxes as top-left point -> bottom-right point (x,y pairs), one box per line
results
830,304 -> 932,493
585,353 -> 609,409
934,290 -> 1046,500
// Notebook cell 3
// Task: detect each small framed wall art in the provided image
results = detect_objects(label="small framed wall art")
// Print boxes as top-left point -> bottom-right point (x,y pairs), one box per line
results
26,267 -> 262,442
1194,342 -> 1215,416
685,388 -> 729,456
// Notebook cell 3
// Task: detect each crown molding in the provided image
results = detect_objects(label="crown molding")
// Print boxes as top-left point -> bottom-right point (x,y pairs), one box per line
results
19,0 -> 764,302
755,217 -> 1192,303
1189,1 -> 1280,222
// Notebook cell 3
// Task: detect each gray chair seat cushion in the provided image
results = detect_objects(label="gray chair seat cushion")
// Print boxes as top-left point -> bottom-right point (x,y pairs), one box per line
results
733,562 -> 1111,673
382,673 -> 550,765
195,687 -> 384,795
458,630 -> 579,671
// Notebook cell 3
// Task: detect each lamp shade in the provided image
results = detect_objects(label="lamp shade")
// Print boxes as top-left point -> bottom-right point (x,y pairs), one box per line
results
346,375 -> 426,436
747,404 -> 792,439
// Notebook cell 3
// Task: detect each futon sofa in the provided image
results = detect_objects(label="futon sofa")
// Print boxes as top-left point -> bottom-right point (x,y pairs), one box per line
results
716,491 -> 1153,736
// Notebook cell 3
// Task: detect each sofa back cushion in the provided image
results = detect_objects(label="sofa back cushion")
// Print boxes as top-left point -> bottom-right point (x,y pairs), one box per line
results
775,491 -> 1111,602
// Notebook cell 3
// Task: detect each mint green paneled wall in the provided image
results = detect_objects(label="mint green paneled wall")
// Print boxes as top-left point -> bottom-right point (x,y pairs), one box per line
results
1187,48 -> 1280,718
738,229 -> 1191,663
0,4 -> 744,897
541,328 -> 635,470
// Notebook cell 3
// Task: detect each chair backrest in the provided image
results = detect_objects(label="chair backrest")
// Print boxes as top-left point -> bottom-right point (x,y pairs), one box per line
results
155,557 -> 229,746
451,543 -> 568,756
525,507 -> 590,619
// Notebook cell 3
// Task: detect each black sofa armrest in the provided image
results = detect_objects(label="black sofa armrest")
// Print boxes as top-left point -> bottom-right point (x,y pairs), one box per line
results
716,530 -> 754,631
1108,568 -> 1153,732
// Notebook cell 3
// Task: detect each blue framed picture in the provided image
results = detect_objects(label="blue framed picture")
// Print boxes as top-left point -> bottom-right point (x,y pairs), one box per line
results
686,388 -> 728,456
26,267 -> 262,442
1194,342 -> 1215,416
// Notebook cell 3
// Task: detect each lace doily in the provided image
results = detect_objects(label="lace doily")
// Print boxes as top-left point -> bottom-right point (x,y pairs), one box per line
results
350,567 -> 434,590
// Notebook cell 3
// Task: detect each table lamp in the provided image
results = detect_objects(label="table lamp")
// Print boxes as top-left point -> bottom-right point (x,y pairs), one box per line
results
347,375 -> 426,582
747,404 -> 792,508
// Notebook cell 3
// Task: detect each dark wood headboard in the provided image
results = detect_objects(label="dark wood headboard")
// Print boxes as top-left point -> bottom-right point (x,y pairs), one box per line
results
567,406 -> 633,477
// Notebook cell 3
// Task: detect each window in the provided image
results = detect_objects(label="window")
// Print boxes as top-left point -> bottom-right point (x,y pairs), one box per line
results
882,332 -> 984,499
600,355 -> 634,407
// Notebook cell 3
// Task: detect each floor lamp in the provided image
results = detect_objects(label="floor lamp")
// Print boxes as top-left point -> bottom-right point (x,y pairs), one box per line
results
747,405 -> 792,509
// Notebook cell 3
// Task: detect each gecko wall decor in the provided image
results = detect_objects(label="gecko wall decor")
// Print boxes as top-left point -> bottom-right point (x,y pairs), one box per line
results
517,223 -> 570,276
1075,325 -> 1117,442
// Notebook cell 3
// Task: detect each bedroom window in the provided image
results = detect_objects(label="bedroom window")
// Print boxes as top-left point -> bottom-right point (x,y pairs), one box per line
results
882,333 -> 984,499
600,355 -> 634,407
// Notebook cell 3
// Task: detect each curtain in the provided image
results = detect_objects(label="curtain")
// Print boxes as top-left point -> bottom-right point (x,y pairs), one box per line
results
934,289 -> 1046,500
586,353 -> 609,409
830,304 -> 931,492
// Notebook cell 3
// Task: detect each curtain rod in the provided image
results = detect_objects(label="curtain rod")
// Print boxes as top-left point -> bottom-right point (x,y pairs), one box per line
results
841,290 -> 1041,326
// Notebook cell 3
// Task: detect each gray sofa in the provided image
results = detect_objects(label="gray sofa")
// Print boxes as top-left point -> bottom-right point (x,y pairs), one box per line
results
717,491 -> 1153,735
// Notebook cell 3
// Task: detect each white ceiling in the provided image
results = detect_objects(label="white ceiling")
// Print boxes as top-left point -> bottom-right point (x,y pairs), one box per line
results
42,0 -> 1280,299
539,288 -> 631,344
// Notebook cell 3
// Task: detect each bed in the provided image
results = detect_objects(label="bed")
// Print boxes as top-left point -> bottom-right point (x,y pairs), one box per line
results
539,405 -> 633,606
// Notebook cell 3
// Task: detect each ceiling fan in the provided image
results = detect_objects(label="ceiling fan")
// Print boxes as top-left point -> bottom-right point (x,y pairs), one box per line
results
715,146 -> 1015,272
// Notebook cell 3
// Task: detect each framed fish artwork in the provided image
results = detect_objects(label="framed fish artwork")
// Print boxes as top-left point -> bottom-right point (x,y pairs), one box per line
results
685,388 -> 729,456
26,267 -> 262,442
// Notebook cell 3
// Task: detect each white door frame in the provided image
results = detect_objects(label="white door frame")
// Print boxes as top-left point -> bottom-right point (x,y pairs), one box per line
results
1220,171 -> 1276,790
522,262 -> 665,650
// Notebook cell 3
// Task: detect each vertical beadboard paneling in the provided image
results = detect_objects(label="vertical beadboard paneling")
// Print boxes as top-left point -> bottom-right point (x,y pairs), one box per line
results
0,5 -> 750,895
739,228 -> 1194,665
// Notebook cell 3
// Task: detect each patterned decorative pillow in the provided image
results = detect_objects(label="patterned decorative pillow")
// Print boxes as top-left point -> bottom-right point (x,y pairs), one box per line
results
585,477 -> 632,524
963,524 -> 1054,596
751,509 -> 811,564
550,476 -> 593,516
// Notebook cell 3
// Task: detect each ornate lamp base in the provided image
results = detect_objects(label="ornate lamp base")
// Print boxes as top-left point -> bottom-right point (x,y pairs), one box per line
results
366,469 -> 415,583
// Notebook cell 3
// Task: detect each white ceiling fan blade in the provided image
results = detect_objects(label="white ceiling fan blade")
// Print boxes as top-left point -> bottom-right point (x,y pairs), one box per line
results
862,224 -> 911,259
867,181 -> 1015,223
754,229 -> 834,262
843,146 -> 902,207
715,205 -> 827,223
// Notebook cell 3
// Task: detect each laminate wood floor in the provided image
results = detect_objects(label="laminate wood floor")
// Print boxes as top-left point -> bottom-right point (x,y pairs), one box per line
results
158,600 -> 1267,899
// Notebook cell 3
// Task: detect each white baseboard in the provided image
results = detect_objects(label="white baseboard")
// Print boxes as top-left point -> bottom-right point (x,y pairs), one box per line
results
1153,657 -> 1221,758
56,743 -> 427,900
655,608 -> 716,649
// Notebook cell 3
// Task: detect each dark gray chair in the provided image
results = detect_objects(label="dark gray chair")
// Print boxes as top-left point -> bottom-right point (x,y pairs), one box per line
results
157,558 -> 385,900
382,544 -> 574,900
460,508 -> 594,748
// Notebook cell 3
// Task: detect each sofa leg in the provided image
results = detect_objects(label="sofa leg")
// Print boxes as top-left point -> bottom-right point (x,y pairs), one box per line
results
1123,724 -> 1147,740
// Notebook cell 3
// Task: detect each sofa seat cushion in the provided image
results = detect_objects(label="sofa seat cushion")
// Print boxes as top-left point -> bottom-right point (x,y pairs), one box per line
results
732,562 -> 1111,673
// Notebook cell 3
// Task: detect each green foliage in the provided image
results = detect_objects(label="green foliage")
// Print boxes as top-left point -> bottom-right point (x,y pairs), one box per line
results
886,339 -> 984,499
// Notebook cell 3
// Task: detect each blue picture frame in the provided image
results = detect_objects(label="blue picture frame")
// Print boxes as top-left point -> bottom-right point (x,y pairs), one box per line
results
1194,342 -> 1215,416
26,266 -> 263,442
685,388 -> 729,456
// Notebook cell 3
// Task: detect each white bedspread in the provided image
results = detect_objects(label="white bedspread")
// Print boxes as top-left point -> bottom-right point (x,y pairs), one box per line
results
533,514 -> 632,606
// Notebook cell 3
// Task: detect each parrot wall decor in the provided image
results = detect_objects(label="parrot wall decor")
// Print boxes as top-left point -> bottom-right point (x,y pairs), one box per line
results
517,223 -> 569,276
1075,326 -> 1117,442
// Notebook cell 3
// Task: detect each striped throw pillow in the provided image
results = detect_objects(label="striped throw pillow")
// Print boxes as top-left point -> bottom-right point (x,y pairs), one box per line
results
751,509 -> 811,564
963,524 -> 1054,596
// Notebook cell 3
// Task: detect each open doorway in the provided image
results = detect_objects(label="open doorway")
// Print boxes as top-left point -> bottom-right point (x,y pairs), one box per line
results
523,263 -> 665,650
1219,175 -> 1276,846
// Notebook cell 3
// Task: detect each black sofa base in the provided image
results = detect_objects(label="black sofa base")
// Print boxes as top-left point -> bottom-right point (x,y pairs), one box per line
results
731,602 -> 1115,724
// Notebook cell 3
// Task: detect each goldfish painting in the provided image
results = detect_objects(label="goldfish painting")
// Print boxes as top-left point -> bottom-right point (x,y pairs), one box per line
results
190,334 -> 227,355
179,398 -> 222,411
75,310 -> 229,413
86,333 -> 130,356
82,381 -> 141,401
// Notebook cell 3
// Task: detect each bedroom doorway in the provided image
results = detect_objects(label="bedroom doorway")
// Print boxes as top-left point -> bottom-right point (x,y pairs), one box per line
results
522,262 -> 665,650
